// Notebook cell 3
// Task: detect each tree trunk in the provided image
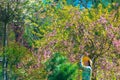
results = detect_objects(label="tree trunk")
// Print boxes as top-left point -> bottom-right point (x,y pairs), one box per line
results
2,22 -> 8,80
91,58 -> 97,80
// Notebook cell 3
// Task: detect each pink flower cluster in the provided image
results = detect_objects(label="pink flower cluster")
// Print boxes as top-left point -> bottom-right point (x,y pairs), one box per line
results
112,39 -> 120,53
44,49 -> 51,59
100,58 -> 114,71
104,24 -> 120,53
98,16 -> 107,24
105,24 -> 115,39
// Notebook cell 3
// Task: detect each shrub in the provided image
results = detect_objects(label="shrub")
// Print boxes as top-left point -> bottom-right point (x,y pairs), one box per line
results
45,52 -> 79,80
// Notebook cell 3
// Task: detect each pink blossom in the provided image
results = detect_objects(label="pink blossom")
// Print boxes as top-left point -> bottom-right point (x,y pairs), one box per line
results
108,24 -> 113,29
112,39 -> 120,53
107,32 -> 115,39
105,25 -> 113,31
63,41 -> 68,46
44,49 -> 51,59
79,45 -> 84,50
98,16 -> 107,24
112,39 -> 120,47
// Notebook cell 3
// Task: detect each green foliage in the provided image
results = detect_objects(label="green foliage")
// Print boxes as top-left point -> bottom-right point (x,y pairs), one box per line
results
0,0 -> 120,80
45,52 -> 79,80
3,42 -> 35,79
6,43 -> 26,65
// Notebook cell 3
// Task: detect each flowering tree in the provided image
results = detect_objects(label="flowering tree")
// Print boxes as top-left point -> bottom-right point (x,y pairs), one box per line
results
30,2 -> 120,79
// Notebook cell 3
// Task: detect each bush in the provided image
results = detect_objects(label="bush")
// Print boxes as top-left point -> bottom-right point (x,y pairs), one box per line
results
45,52 -> 79,80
